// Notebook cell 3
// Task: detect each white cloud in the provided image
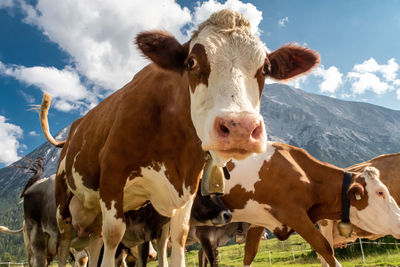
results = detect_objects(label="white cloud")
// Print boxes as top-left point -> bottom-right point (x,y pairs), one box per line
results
0,61 -> 95,112
278,17 -> 289,27
353,57 -> 399,82
347,72 -> 392,95
313,66 -> 343,94
0,116 -> 23,165
347,57 -> 399,96
397,89 -> 400,100
2,0 -> 262,114
28,131 -> 39,136
0,0 -> 13,8
191,0 -> 263,36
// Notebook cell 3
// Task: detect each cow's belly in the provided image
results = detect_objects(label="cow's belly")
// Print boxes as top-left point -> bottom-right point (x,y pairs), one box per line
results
123,164 -> 194,217
231,199 -> 291,233
59,156 -> 100,211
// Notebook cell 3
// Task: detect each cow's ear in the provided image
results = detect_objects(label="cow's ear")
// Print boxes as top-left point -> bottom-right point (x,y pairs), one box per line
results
136,30 -> 189,72
267,44 -> 320,80
347,182 -> 365,203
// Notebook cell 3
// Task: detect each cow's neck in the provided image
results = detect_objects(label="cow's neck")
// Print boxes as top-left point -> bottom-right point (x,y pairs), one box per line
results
281,145 -> 348,222
126,64 -> 206,194
304,163 -> 350,222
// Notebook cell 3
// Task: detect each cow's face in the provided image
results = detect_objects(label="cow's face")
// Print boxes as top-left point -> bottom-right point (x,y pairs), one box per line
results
191,180 -> 232,226
349,167 -> 400,236
136,9 -> 319,165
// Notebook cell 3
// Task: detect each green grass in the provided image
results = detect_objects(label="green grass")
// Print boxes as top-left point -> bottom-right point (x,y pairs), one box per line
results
148,234 -> 400,266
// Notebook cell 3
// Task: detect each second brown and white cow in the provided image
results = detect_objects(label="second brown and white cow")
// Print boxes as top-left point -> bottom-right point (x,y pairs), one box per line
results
318,152 -> 400,266
219,142 -> 400,267
40,9 -> 319,267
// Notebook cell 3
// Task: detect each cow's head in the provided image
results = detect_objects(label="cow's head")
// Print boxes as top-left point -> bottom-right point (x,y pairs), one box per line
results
349,167 -> 400,236
191,180 -> 232,226
136,9 -> 319,166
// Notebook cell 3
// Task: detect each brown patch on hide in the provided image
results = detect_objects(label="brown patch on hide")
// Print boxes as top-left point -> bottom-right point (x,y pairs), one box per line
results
187,43 -> 211,93
348,177 -> 369,211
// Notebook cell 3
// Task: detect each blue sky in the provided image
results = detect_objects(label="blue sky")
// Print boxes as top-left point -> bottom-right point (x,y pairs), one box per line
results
0,0 -> 399,167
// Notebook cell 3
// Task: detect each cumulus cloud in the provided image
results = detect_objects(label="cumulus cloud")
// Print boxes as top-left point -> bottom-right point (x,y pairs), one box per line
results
278,17 -> 289,27
313,66 -> 343,94
190,0 -> 263,35
1,0 -> 263,114
347,57 -> 399,96
0,116 -> 23,165
0,61 -> 95,112
28,131 -> 39,136
347,72 -> 391,95
0,0 -> 13,8
352,58 -> 399,82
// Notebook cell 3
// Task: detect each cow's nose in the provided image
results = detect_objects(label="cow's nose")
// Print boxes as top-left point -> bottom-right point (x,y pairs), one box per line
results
219,210 -> 232,224
214,115 -> 263,142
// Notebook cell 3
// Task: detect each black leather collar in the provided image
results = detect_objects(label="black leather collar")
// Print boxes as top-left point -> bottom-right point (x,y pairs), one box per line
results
341,172 -> 353,223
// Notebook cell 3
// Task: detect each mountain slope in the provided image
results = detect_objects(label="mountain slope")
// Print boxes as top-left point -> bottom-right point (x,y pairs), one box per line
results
262,84 -> 400,167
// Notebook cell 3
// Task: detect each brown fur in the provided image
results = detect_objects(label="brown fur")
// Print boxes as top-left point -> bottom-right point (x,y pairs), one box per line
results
268,44 -> 320,81
187,44 -> 211,93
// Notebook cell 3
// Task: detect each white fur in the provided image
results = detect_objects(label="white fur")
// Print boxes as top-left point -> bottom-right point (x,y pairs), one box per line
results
123,163 -> 194,217
225,142 -> 275,193
69,154 -> 100,212
100,200 -> 126,267
170,196 -> 194,267
350,167 -> 400,236
231,199 -> 288,233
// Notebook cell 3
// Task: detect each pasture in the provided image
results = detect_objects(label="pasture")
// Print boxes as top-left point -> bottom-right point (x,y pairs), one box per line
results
146,234 -> 400,267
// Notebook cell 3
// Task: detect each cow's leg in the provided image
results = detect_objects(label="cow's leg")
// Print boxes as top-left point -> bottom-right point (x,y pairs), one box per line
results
30,224 -> 48,267
318,220 -> 335,267
157,222 -> 170,267
289,214 -> 340,267
56,173 -> 73,267
198,234 -> 215,267
137,242 -> 150,267
85,237 -> 103,267
23,221 -> 33,266
99,196 -> 126,267
169,197 -> 194,267
243,226 -> 264,267
198,248 -> 207,267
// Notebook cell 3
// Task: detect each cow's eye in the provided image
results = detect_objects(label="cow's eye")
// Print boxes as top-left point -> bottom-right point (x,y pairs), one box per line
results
263,63 -> 271,75
186,57 -> 197,70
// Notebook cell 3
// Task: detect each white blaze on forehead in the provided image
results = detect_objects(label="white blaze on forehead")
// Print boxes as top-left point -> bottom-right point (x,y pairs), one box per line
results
123,163 -> 195,217
188,12 -> 267,156
225,142 -> 275,194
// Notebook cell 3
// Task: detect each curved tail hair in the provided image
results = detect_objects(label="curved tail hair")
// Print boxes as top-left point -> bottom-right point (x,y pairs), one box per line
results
40,92 -> 66,148
0,225 -> 23,235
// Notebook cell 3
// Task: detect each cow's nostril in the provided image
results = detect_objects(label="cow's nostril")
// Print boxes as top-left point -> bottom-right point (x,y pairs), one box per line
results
222,211 -> 232,223
219,124 -> 230,135
251,122 -> 262,140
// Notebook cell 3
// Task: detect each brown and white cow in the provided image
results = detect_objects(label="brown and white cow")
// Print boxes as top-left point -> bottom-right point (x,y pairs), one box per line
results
318,152 -> 400,266
40,9 -> 319,267
218,142 -> 400,267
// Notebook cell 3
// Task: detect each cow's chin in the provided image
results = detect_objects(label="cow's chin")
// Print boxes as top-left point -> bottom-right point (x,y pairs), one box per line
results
208,149 -> 252,167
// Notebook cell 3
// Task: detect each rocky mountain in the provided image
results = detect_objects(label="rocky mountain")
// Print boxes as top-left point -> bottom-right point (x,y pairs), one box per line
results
0,84 -> 399,259
262,84 -> 400,167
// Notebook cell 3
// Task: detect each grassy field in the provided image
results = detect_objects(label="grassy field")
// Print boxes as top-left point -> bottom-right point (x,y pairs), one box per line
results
147,234 -> 400,267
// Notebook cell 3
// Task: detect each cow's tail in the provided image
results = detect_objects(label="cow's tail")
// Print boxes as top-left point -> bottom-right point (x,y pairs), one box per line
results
40,92 -> 66,148
0,225 -> 23,234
